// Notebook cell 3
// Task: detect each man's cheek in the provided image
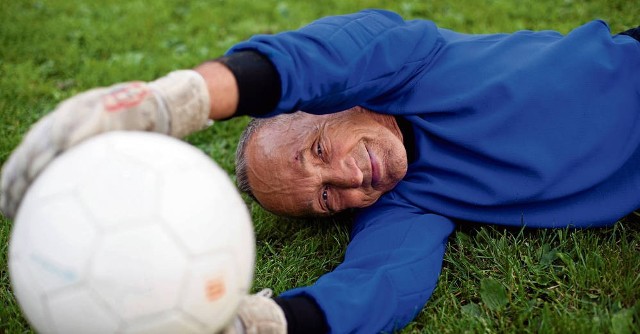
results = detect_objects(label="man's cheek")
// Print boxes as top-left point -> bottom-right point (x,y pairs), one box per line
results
342,189 -> 378,209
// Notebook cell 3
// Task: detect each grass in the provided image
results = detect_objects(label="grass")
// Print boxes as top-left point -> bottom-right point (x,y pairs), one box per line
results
1,0 -> 639,333
413,220 -> 640,333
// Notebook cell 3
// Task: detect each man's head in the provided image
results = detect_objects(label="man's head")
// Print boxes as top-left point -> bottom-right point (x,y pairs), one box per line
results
235,107 -> 408,217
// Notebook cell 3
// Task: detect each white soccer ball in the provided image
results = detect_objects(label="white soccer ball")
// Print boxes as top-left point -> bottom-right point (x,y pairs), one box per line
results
9,131 -> 255,334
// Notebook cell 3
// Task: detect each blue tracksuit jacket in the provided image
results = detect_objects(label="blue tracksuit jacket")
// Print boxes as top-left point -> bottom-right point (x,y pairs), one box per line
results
228,9 -> 640,333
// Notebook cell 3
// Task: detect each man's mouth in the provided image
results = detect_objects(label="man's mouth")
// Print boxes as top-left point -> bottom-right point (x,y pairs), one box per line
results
367,147 -> 381,187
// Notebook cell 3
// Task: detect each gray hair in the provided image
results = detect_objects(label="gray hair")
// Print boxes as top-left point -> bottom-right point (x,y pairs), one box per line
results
235,118 -> 263,201
235,113 -> 300,202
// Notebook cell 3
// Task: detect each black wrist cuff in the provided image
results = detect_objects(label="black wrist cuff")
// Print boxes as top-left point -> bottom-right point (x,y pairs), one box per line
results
215,51 -> 281,117
274,295 -> 329,334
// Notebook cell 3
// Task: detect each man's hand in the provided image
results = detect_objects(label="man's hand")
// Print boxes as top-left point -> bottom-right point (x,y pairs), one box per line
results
222,289 -> 287,334
0,70 -> 210,219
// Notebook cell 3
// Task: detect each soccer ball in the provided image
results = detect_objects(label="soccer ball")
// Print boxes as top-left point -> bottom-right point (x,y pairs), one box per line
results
9,131 -> 255,333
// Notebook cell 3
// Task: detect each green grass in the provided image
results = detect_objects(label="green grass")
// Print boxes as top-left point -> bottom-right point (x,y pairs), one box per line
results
1,0 -> 639,333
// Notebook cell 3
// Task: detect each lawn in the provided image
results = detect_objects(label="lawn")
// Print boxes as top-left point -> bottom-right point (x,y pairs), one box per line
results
1,0 -> 639,333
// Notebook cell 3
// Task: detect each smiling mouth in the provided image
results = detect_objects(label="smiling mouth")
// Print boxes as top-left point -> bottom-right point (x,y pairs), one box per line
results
367,146 -> 381,187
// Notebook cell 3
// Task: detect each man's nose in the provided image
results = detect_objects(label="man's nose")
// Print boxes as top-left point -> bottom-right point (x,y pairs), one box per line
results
323,157 -> 363,188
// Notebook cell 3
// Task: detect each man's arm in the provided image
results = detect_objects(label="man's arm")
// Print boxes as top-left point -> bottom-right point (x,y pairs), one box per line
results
2,50 -> 274,216
225,9 -> 442,117
220,193 -> 455,334
279,196 -> 456,333
199,9 -> 443,120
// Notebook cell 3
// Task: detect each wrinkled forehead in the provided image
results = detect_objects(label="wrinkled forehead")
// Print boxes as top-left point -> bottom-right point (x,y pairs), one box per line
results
252,113 -> 316,159
244,112 -> 322,216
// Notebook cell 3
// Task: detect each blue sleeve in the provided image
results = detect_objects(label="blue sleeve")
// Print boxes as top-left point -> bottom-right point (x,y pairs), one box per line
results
226,9 -> 442,116
279,195 -> 456,333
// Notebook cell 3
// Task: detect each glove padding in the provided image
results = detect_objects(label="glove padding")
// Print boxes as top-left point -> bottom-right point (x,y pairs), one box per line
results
222,289 -> 287,334
0,70 -> 210,219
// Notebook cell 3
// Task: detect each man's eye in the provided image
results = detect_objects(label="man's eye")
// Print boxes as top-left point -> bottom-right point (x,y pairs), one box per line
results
322,186 -> 333,213
316,142 -> 323,157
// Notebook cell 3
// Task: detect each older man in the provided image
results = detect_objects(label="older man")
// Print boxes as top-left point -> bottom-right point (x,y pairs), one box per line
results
2,9 -> 640,334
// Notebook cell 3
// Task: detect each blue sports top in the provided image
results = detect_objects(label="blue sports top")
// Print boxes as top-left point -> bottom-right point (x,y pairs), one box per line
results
227,10 -> 640,333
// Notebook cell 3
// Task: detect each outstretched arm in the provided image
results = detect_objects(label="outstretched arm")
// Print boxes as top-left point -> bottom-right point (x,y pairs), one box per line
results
220,195 -> 455,334
279,196 -> 456,333
220,9 -> 441,117
197,9 -> 442,121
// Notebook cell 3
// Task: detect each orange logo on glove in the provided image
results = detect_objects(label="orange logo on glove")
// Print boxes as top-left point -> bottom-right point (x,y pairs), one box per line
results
103,82 -> 150,112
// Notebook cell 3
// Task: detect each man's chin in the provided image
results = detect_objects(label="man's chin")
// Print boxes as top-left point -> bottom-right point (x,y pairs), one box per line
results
376,177 -> 401,194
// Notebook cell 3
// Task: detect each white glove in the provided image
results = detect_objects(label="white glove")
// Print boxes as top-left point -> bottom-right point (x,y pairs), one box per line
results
223,289 -> 287,334
0,70 -> 210,219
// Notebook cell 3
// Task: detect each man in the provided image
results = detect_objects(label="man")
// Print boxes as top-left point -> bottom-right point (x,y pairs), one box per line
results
234,107 -> 408,217
1,9 -> 639,334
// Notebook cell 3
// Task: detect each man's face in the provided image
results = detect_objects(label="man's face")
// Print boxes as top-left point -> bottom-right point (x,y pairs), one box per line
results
245,107 -> 408,217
